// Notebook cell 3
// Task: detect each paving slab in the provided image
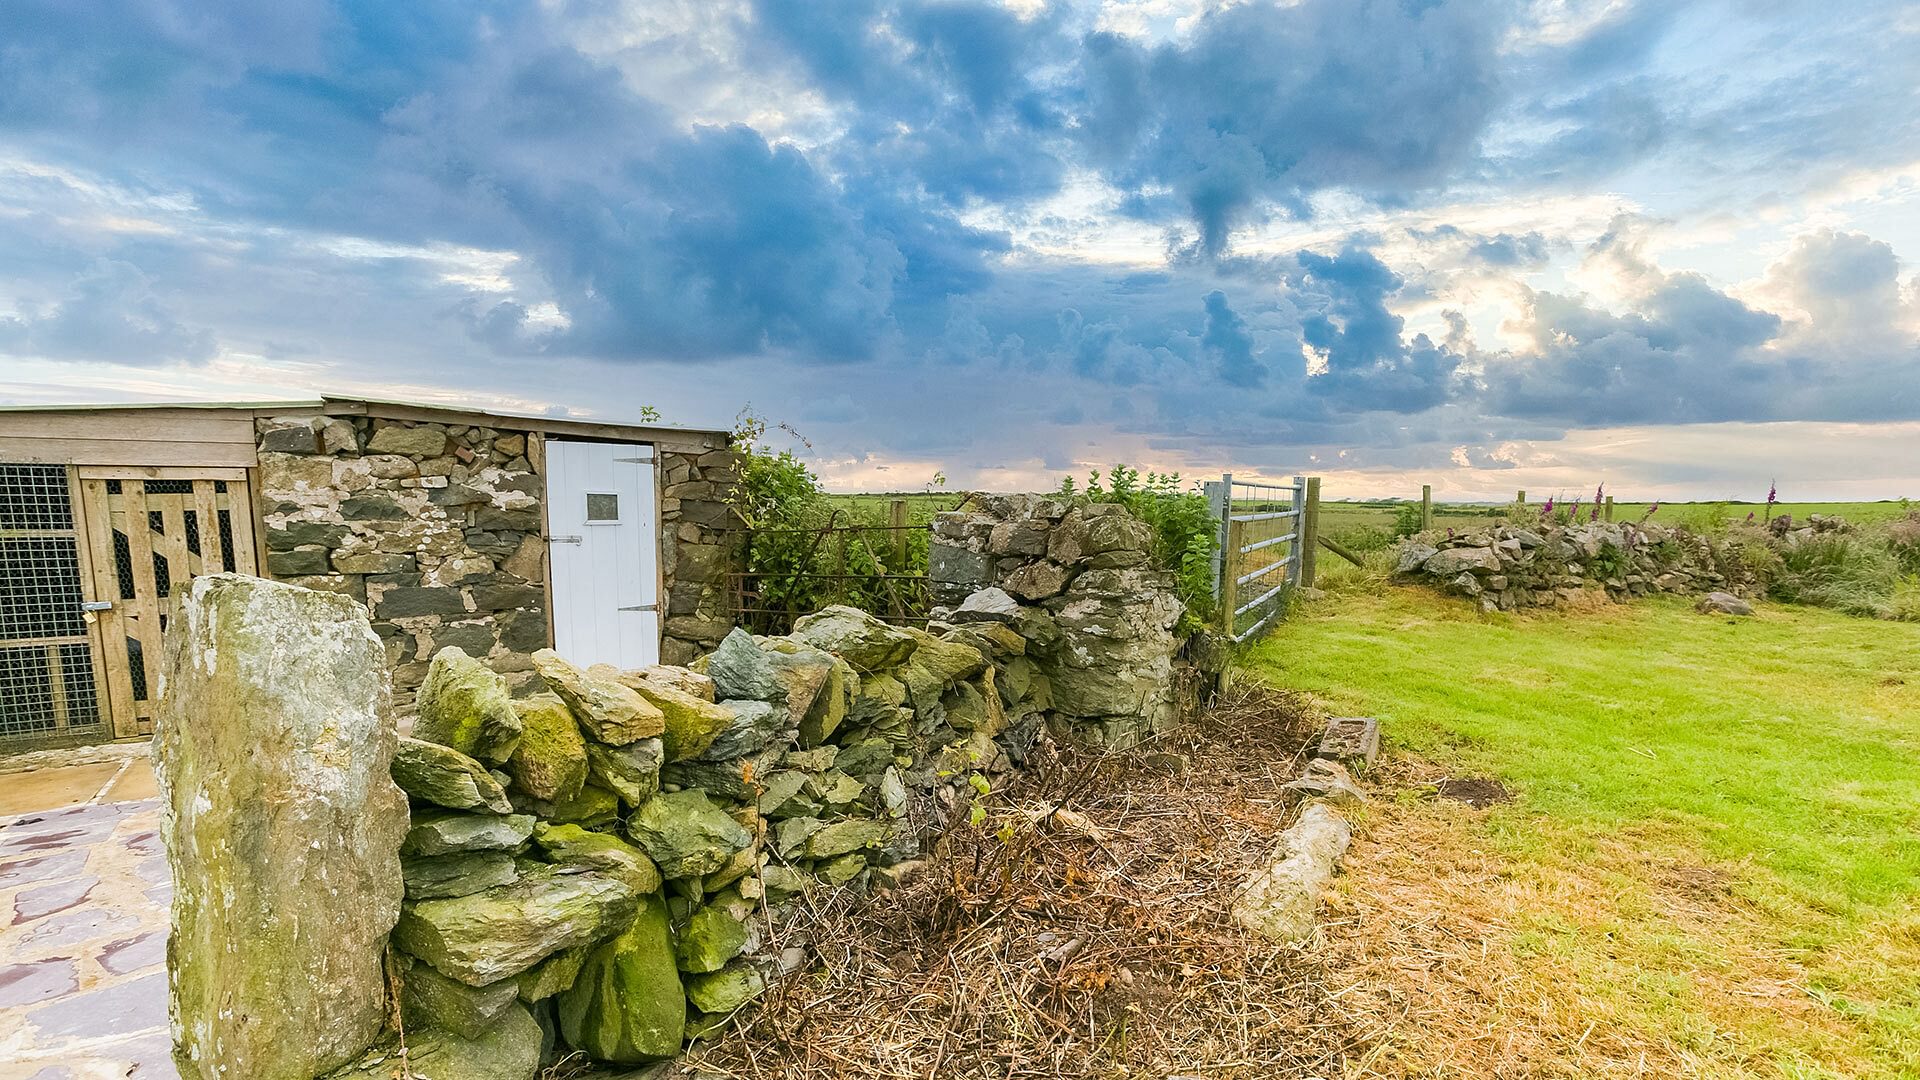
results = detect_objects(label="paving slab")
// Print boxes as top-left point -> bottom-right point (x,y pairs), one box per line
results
0,798 -> 175,1080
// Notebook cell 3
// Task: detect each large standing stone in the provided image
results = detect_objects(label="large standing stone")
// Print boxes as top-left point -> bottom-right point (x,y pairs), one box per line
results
415,647 -> 524,765
155,575 -> 408,1080
558,893 -> 686,1062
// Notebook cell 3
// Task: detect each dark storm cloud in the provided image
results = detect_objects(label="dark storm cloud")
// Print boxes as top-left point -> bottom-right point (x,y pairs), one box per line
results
1075,0 -> 1514,252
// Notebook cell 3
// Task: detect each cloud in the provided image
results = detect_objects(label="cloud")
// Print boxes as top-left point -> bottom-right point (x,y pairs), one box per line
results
1200,290 -> 1264,387
0,261 -> 216,365
1076,0 -> 1513,252
1294,246 -> 1465,412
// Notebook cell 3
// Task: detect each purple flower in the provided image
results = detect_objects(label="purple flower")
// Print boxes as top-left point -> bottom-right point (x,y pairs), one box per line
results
1766,482 -> 1778,511
1746,511 -> 1755,522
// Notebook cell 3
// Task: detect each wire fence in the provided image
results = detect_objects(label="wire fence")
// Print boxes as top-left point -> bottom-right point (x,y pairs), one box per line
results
0,464 -> 106,749
730,503 -> 944,635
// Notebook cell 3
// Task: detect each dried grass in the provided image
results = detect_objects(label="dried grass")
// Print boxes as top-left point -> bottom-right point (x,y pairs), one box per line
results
680,684 -> 1357,1079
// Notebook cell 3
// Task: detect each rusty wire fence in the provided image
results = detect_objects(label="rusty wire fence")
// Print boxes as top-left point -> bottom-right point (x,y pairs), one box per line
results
730,497 -> 963,635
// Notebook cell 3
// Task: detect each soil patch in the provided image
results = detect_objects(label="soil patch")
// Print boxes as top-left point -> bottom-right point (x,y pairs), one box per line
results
1432,776 -> 1510,808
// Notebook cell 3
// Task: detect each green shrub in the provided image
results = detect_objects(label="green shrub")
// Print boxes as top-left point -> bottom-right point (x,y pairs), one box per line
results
1392,502 -> 1425,537
1678,502 -> 1734,535
1060,465 -> 1218,634
1768,534 -> 1900,618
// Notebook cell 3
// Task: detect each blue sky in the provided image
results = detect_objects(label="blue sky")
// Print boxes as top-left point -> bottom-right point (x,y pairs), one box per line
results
2,0 -> 1917,499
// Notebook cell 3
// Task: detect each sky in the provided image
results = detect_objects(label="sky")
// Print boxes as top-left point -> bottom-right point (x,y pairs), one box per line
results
1,0 -> 1917,501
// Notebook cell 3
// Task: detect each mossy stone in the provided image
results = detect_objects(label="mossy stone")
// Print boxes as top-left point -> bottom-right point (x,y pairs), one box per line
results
392,736 -> 515,813
586,739 -> 664,805
394,865 -> 639,986
546,783 -> 622,829
621,676 -> 735,761
534,650 -> 663,745
557,893 -> 686,1063
324,1001 -> 542,1080
675,902 -> 750,974
626,790 -> 753,879
401,961 -> 520,1041
402,851 -> 520,900
685,961 -> 766,1015
505,694 -> 588,803
415,647 -> 523,765
402,810 -> 536,857
532,823 -> 663,895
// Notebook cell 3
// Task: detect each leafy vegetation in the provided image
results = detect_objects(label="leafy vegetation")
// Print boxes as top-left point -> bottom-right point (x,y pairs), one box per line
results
1248,588 -> 1920,1077
1058,465 -> 1219,633
729,411 -> 952,630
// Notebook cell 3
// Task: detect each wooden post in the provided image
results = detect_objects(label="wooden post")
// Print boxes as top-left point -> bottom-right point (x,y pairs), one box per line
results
889,498 -> 909,621
889,499 -> 909,570
1300,477 -> 1322,588
1220,517 -> 1245,637
1420,485 -> 1433,531
1604,495 -> 1615,522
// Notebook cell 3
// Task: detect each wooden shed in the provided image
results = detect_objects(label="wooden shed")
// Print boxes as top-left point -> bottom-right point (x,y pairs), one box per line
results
0,397 -> 738,752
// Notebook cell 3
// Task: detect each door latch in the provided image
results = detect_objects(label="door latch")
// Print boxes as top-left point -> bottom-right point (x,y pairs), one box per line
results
548,535 -> 583,545
82,601 -> 114,612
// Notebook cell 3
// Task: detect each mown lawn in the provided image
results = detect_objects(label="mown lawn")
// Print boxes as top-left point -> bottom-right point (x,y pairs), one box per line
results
1243,587 -> 1920,1078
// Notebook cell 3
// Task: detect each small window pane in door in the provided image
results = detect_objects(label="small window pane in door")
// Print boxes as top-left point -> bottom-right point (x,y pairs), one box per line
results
586,493 -> 620,522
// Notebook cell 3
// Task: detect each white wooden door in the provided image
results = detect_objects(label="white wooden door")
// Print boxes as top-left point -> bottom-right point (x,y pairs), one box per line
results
546,440 -> 659,668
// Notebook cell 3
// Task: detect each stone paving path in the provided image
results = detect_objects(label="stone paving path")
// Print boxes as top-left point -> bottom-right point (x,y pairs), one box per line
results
0,799 -> 176,1080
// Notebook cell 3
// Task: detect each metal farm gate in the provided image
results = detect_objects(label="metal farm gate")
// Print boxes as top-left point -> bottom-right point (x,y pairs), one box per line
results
1205,473 -> 1320,643
0,464 -> 257,750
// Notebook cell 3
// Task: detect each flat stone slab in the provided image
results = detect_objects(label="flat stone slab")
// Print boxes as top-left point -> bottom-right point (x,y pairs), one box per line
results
1315,716 -> 1380,768
0,798 -> 177,1078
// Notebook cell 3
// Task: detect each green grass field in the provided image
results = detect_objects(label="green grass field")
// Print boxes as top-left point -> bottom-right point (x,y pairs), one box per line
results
1245,587 -> 1920,1076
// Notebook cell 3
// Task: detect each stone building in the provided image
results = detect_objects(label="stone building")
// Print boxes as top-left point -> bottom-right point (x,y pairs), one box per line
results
0,396 -> 737,750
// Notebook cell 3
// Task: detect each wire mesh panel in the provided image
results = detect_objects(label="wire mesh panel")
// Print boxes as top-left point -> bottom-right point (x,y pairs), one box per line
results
0,464 -> 105,746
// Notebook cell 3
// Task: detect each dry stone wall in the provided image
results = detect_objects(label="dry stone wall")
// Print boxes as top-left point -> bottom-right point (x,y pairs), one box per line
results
1394,520 -> 1759,612
253,414 -> 736,707
161,501 -> 1191,1079
929,494 -> 1185,747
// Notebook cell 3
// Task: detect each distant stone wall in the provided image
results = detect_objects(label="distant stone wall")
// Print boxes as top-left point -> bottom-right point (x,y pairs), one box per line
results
255,415 -> 737,708
1393,519 -> 1760,612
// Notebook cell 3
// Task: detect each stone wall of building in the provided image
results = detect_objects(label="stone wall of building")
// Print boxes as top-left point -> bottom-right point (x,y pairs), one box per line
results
655,439 -> 738,666
254,415 -> 737,708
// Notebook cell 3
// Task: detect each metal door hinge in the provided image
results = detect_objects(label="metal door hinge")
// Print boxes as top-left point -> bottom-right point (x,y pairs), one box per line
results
618,603 -> 657,612
549,535 -> 583,544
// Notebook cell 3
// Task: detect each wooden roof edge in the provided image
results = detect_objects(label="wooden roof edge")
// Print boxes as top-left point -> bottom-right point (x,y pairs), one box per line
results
0,395 -> 732,445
